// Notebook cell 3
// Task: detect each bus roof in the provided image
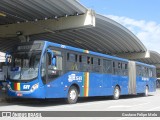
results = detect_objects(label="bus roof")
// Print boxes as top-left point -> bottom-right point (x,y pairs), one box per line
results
45,41 -> 129,62
135,61 -> 155,68
35,40 -> 155,68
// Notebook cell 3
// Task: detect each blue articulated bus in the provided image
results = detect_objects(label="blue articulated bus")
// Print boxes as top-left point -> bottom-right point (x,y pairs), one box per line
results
7,40 -> 156,104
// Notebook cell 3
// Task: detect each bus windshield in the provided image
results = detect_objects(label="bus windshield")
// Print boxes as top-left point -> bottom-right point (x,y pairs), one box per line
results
9,51 -> 41,81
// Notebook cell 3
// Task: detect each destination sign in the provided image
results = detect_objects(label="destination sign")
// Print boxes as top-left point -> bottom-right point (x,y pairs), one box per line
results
17,43 -> 41,51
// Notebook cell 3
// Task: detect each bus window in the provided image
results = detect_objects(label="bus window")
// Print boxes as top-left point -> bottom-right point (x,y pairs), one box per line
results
91,57 -> 93,64
92,58 -> 101,72
98,59 -> 101,65
67,53 -> 69,61
56,56 -> 62,70
113,61 -> 115,68
118,62 -> 121,69
122,63 -> 128,76
117,62 -> 122,75
67,53 -> 77,62
15,58 -> 21,67
146,68 -> 149,77
9,52 -> 41,81
142,67 -> 148,77
149,68 -> 153,77
47,55 -> 62,82
113,61 -> 116,74
141,66 -> 148,77
136,66 -> 142,76
113,61 -> 122,75
125,64 -> 128,69
23,59 -> 29,68
82,56 -> 87,63
103,59 -> 112,74
79,55 -> 82,62
87,57 -> 90,64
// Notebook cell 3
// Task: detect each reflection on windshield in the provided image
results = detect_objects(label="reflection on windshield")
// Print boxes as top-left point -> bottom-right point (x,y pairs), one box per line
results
9,51 -> 41,80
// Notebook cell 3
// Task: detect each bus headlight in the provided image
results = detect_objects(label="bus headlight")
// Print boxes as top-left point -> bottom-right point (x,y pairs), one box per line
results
7,84 -> 11,90
30,83 -> 39,92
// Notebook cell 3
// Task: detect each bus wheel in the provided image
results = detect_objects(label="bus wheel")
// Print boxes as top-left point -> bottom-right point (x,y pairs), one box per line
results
113,86 -> 120,100
66,86 -> 78,104
144,86 -> 149,97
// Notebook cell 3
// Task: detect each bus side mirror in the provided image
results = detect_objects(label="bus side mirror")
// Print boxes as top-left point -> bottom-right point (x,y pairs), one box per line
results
5,52 -> 12,65
52,57 -> 56,66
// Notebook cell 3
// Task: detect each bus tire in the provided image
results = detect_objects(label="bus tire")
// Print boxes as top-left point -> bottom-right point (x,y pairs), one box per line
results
113,86 -> 120,100
143,86 -> 149,97
66,86 -> 78,104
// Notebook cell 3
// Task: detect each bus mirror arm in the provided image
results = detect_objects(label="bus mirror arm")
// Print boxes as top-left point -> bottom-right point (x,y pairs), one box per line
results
4,75 -> 7,81
52,57 -> 56,66
47,49 -> 56,66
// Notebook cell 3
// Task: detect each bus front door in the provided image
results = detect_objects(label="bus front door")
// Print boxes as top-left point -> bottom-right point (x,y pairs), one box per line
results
46,51 -> 63,98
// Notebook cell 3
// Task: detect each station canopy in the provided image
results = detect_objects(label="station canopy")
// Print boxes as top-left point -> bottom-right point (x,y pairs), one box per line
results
0,0 -> 160,67
30,14 -> 147,54
136,51 -> 160,68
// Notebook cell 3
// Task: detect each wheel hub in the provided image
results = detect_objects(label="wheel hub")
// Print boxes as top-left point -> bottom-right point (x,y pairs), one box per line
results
115,88 -> 119,98
70,90 -> 76,100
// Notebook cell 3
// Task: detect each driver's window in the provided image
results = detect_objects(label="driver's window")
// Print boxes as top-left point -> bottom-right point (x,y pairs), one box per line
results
47,54 -> 62,82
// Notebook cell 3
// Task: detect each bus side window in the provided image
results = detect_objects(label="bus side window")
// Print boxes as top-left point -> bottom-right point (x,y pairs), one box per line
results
91,57 -> 93,64
146,67 -> 149,77
153,68 -> 156,78
113,61 -> 115,74
98,59 -> 101,66
47,55 -> 63,82
139,66 -> 142,76
67,53 -> 77,62
79,55 -> 82,62
66,53 -> 78,71
82,55 -> 87,63
149,68 -> 153,77
125,64 -> 128,69
142,67 -> 148,77
122,63 -> 128,76
87,57 -> 91,64
118,62 -> 122,75
103,59 -> 112,74
118,62 -> 121,69
82,55 -> 87,71
136,65 -> 142,76
67,53 -> 69,61
56,56 -> 62,70
142,66 -> 148,77
93,58 -> 100,72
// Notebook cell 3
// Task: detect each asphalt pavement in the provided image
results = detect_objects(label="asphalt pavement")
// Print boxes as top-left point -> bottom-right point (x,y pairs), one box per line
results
0,89 -> 160,120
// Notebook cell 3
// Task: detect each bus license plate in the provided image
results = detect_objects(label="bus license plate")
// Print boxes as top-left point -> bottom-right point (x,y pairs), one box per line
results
17,93 -> 23,96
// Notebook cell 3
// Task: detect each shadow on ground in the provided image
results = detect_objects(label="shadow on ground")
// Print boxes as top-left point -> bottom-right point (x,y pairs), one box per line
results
0,93 -> 154,107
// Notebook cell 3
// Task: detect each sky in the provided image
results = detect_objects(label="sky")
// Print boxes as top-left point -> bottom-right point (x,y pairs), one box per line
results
79,0 -> 160,53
